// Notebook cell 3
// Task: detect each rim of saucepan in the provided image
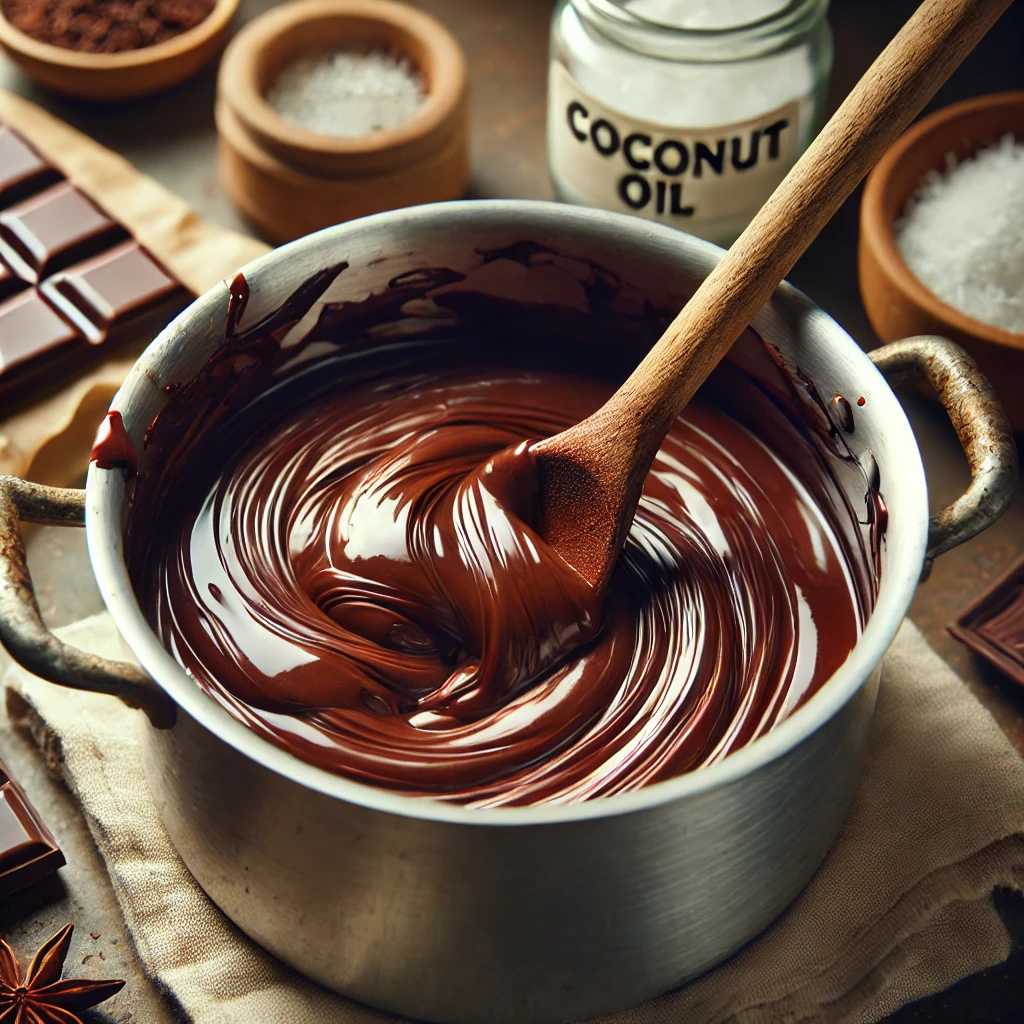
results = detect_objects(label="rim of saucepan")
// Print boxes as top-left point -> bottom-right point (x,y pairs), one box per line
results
87,200 -> 928,827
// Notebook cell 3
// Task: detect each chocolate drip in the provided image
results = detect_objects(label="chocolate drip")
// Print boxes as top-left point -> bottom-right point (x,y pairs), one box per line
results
91,410 -> 136,475
223,272 -> 249,341
832,393 -> 855,434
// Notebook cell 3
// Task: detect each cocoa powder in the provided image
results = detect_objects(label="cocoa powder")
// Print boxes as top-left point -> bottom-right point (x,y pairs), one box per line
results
2,0 -> 215,53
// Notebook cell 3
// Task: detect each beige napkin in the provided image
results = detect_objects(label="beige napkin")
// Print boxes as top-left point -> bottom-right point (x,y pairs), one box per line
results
4,614 -> 1024,1024
0,90 -> 272,484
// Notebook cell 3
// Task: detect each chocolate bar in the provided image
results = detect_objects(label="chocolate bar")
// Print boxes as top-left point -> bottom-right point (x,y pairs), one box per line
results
0,124 -> 190,412
0,254 -> 21,300
949,554 -> 1024,687
0,755 -> 65,896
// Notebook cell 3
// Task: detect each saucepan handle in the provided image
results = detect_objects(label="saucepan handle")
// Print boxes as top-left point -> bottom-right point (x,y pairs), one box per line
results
0,476 -> 175,728
869,335 -> 1018,573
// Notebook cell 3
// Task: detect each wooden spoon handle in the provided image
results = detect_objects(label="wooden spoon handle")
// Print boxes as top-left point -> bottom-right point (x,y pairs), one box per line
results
603,0 -> 1014,457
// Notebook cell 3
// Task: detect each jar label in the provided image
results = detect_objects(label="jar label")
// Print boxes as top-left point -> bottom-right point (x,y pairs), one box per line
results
548,63 -> 804,231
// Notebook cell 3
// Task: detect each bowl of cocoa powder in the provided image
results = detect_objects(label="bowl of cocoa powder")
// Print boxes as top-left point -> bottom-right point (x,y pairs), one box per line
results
0,0 -> 237,100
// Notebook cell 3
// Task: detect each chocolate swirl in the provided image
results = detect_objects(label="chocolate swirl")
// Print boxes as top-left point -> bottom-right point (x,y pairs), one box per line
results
137,337 -> 873,807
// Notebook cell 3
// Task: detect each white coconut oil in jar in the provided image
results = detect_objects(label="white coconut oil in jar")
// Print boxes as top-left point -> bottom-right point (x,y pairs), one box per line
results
548,0 -> 833,245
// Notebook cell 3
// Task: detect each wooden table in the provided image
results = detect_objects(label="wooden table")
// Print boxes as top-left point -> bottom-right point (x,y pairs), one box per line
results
0,0 -> 1022,1020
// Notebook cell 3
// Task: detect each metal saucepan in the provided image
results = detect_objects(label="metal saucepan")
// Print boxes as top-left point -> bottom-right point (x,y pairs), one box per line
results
0,202 -> 1016,1024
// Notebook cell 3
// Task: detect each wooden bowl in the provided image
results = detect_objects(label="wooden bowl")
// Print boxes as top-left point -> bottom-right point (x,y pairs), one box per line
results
0,0 -> 237,101
216,95 -> 467,243
859,92 -> 1024,430
216,0 -> 468,243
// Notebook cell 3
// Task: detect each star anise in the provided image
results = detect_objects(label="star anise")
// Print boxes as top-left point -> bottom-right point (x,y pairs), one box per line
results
0,924 -> 124,1024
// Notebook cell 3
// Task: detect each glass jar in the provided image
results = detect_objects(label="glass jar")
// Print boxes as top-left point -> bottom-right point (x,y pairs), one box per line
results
548,0 -> 833,246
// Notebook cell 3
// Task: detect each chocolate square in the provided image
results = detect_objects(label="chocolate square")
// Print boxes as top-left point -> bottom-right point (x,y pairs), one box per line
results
0,758 -> 65,897
949,554 -> 1024,687
0,289 -> 79,373
0,126 -> 62,209
0,181 -> 127,284
42,240 -> 184,344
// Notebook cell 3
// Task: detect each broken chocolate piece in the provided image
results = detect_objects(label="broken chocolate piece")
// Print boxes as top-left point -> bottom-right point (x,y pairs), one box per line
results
42,240 -> 183,344
949,554 -> 1024,687
0,181 -> 126,284
0,756 -> 65,896
0,289 -> 79,373
0,126 -> 62,209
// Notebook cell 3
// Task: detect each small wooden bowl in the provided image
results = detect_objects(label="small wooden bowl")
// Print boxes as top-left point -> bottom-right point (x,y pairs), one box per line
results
0,0 -> 237,101
859,92 -> 1024,430
216,0 -> 468,243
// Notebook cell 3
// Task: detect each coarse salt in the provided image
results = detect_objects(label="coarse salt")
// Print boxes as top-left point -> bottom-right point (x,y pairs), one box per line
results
894,133 -> 1024,334
267,49 -> 425,138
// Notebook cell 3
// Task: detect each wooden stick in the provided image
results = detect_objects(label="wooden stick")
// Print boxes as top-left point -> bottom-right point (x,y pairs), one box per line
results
535,0 -> 1015,586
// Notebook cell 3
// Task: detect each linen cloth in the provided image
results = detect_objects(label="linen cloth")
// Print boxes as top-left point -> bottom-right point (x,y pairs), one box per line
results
4,614 -> 1023,1024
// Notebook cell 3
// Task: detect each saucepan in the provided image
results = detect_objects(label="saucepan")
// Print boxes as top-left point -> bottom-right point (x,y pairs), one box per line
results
0,201 -> 1016,1024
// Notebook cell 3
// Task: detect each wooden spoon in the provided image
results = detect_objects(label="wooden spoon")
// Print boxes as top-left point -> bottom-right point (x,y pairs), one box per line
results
517,0 -> 1014,591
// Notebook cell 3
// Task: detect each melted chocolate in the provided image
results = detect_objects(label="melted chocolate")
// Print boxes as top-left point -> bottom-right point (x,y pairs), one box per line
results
121,250 -> 884,806
132,323 -> 877,807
